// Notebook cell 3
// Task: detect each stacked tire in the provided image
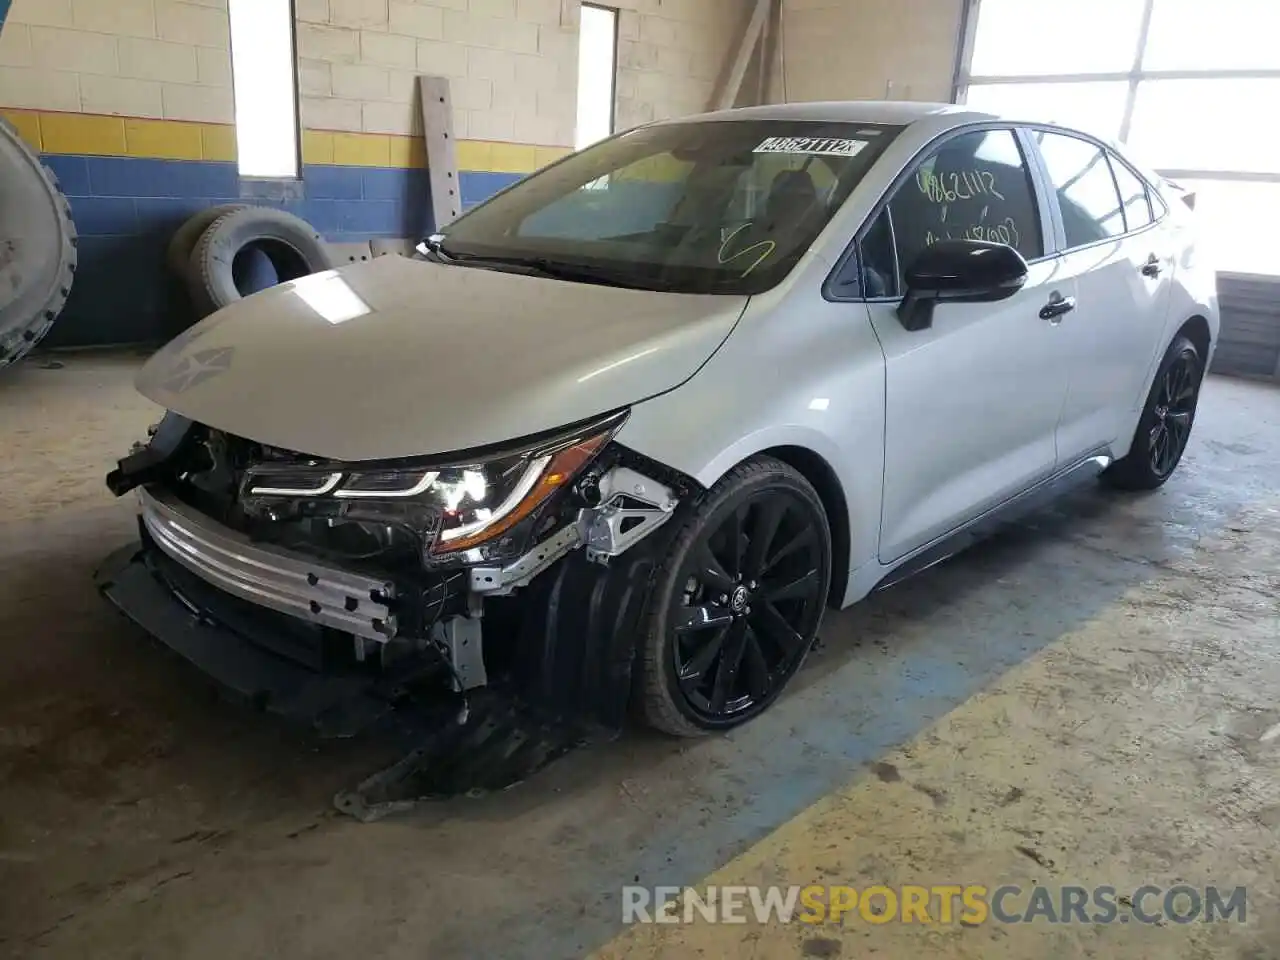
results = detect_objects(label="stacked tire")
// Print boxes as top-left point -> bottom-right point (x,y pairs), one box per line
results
168,205 -> 335,320
0,116 -> 77,369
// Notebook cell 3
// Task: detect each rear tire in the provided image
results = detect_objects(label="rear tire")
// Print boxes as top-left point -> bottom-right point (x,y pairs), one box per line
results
636,457 -> 832,737
1103,334 -> 1203,491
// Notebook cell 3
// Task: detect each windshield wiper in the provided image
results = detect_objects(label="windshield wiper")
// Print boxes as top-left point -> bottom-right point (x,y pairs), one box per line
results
473,256 -> 660,288
421,235 -> 684,291
436,250 -> 675,291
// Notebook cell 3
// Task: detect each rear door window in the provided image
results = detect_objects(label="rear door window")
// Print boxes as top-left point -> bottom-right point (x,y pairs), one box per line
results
1033,131 -> 1126,248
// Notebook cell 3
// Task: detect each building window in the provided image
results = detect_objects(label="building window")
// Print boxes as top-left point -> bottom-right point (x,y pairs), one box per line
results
229,0 -> 300,179
575,4 -> 618,151
957,0 -> 1280,275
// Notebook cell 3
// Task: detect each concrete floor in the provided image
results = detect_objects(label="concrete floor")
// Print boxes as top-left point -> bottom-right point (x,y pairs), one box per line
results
1,354 -> 1278,959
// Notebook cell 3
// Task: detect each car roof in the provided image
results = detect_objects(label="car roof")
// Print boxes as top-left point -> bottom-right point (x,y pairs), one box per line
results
658,100 -> 1001,128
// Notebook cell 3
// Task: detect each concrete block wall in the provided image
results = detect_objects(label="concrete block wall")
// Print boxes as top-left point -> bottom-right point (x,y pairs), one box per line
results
0,0 -> 235,119
0,0 -> 742,347
613,0 -> 736,130
775,0 -> 964,104
293,0 -> 740,154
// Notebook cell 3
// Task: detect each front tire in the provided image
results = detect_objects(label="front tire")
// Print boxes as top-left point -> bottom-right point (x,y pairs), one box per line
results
636,457 -> 832,737
1104,334 -> 1203,491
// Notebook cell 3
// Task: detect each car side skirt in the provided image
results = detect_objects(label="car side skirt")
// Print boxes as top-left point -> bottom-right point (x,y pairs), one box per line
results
864,449 -> 1113,596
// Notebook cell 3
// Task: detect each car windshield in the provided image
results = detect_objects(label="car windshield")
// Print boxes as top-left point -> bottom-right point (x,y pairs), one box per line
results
435,119 -> 903,295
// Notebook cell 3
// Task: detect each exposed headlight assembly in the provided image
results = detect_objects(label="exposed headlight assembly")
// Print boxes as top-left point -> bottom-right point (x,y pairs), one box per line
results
238,411 -> 626,568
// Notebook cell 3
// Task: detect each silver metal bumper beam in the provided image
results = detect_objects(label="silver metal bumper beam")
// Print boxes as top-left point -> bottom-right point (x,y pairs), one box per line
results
139,486 -> 397,641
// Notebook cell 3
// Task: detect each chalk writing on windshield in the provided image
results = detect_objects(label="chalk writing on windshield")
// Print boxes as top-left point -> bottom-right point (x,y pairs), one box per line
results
718,223 -> 776,278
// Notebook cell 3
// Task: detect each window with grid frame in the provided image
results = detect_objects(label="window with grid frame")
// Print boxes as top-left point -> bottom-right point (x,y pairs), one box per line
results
958,0 -> 1280,274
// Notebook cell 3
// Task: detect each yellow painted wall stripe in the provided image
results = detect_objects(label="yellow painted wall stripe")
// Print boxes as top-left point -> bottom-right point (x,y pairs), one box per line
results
125,118 -> 204,162
1,108 -> 42,149
201,123 -> 237,164
0,108 -> 572,174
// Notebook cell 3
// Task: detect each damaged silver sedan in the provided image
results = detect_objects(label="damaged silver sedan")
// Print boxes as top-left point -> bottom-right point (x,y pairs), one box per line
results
100,101 -> 1216,758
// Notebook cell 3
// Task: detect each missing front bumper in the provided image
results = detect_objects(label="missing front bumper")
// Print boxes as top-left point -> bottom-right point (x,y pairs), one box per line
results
95,540 -> 642,818
95,542 -> 399,736
96,464 -> 676,813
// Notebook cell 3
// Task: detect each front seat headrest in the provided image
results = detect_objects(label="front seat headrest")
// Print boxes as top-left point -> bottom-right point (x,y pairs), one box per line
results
765,169 -> 819,227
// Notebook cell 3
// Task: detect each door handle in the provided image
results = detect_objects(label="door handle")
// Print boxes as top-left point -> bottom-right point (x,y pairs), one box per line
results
1141,255 -> 1162,278
1039,293 -> 1076,322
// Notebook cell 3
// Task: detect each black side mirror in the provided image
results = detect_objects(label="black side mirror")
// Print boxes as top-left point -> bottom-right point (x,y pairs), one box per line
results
897,240 -> 1029,332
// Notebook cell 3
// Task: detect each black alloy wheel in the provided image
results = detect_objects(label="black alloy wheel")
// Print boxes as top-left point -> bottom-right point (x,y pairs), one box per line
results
1104,333 -> 1204,491
1148,351 -> 1199,478
638,457 -> 832,736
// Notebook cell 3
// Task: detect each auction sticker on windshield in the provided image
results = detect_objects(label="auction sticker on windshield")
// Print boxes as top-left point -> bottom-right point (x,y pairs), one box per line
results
753,137 -> 869,157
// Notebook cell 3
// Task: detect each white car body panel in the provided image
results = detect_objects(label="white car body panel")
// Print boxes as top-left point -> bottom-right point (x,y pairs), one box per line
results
136,255 -> 748,461
1052,221 -> 1176,464
866,256 -> 1071,563
614,248 -> 887,594
1106,189 -> 1220,462
137,101 -> 1220,611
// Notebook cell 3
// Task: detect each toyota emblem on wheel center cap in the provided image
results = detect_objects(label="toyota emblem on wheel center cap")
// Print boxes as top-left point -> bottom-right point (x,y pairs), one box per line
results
729,585 -> 749,613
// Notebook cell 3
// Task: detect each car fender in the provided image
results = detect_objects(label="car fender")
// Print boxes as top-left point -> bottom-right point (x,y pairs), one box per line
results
614,262 -> 887,607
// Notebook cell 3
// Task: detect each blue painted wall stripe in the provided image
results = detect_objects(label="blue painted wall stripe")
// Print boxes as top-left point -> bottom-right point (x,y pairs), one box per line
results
41,153 -> 521,348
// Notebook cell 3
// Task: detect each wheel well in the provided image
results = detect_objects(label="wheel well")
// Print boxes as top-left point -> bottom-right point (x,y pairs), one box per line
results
1179,315 -> 1212,363
761,445 -> 850,607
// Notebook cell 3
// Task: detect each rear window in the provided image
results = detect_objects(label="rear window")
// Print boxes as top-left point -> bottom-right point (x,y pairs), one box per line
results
1109,155 -> 1154,231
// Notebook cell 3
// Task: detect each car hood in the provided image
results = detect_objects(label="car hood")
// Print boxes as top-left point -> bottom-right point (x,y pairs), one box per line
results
137,256 -> 748,461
